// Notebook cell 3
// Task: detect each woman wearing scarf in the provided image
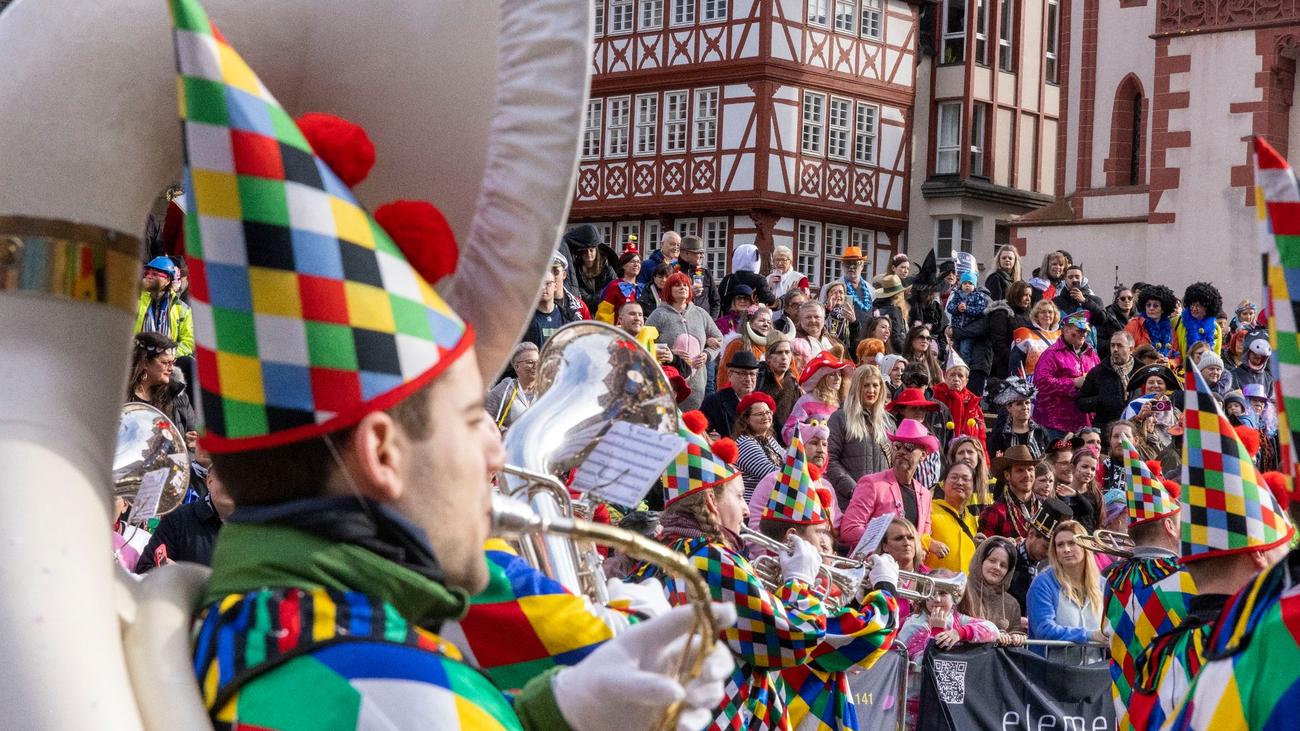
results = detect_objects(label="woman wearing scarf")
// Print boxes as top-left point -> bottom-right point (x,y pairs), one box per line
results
1124,284 -> 1178,360
1172,281 -> 1223,361
634,430 -> 828,730
1028,250 -> 1068,302
718,304 -> 789,389
767,244 -> 811,301
984,245 -> 1022,302
959,537 -> 1025,645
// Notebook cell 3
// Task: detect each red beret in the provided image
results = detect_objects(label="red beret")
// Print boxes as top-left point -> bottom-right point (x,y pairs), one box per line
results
737,391 -> 776,416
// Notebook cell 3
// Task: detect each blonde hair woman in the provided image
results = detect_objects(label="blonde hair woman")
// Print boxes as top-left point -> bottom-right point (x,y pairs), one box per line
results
1027,520 -> 1107,663
826,364 -> 895,508
1030,250 -> 1069,300
1010,299 -> 1061,375
985,245 -> 1022,302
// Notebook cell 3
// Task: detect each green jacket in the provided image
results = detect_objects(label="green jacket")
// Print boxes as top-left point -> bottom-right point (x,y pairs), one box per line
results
135,291 -> 195,356
195,522 -> 571,731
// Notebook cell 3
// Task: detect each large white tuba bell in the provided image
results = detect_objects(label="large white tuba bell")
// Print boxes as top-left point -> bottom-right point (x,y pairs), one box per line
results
0,0 -> 590,727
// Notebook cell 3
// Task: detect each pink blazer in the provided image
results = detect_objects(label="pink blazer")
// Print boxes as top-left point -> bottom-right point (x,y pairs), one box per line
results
840,468 -> 932,548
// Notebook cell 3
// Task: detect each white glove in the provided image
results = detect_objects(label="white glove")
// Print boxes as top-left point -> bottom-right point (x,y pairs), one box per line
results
607,576 -> 672,619
553,602 -> 739,731
778,535 -> 820,586
869,553 -> 900,589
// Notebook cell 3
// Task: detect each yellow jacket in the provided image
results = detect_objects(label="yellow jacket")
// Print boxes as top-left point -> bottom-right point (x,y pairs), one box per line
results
926,500 -> 979,574
134,291 -> 195,357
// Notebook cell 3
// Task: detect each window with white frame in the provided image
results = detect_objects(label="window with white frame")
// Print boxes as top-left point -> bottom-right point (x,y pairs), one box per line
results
607,96 -> 631,156
702,218 -> 729,278
703,0 -> 727,22
663,91 -> 688,153
693,88 -> 719,151
797,222 -> 824,288
970,103 -> 988,177
802,92 -> 826,155
834,0 -> 855,31
672,0 -> 695,25
828,97 -> 852,160
675,218 -> 700,239
641,0 -> 664,29
582,99 -> 604,159
617,222 -> 641,251
941,0 -> 965,64
935,218 -> 973,260
610,0 -> 634,33
998,0 -> 1014,71
635,94 -> 659,156
823,225 -> 848,284
594,0 -> 605,36
974,0 -> 989,64
852,229 -> 876,279
598,222 -> 615,248
936,102 -> 961,174
807,0 -> 829,26
854,103 -> 878,164
860,0 -> 883,39
643,219 -> 663,250
1045,0 -> 1059,83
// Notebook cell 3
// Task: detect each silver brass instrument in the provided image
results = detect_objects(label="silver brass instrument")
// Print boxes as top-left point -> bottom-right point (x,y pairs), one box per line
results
1073,529 -> 1136,559
113,403 -> 190,523
492,494 -> 718,731
501,321 -> 678,603
739,527 -> 964,604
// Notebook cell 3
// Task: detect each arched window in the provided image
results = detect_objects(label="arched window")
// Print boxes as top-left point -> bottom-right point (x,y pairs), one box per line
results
1106,74 -> 1146,187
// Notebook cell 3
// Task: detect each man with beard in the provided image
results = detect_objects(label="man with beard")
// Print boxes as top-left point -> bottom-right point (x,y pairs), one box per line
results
1079,330 -> 1136,428
134,255 -> 194,357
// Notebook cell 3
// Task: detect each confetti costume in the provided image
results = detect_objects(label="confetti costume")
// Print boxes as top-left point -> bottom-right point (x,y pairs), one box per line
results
638,427 -> 828,730
763,436 -> 902,731
1103,437 -> 1195,730
1128,366 -> 1294,731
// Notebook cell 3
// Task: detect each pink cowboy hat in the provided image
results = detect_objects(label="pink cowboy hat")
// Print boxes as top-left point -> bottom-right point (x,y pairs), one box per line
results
887,418 -> 940,454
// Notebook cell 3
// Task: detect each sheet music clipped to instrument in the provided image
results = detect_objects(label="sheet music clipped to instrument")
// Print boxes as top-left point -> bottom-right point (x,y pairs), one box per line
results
571,421 -> 685,507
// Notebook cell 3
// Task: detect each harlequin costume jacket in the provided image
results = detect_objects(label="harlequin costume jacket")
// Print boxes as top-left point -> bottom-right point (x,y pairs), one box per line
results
1102,549 -> 1194,731
633,535 -> 828,730
1164,548 -> 1300,730
776,590 -> 900,731
192,500 -> 572,731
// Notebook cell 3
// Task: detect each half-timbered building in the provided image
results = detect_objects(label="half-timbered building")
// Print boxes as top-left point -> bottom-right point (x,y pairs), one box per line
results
570,0 -> 920,287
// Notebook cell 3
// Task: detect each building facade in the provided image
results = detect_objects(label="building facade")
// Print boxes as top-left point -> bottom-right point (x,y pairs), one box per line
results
906,0 -> 1061,267
1011,0 -> 1300,301
569,0 -> 920,288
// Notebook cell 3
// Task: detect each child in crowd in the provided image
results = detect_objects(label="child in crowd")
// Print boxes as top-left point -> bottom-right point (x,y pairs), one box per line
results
945,270 -> 989,365
931,352 -> 988,457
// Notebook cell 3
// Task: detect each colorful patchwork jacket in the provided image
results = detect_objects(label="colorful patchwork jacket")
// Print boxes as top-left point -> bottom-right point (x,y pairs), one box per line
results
777,588 -> 901,731
192,521 -> 570,731
635,536 -> 828,730
1101,550 -> 1194,731
1127,593 -> 1229,731
1165,549 -> 1300,730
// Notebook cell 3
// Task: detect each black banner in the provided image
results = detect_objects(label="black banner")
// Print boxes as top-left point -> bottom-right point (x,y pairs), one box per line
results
834,647 -> 907,731
917,645 -> 1116,731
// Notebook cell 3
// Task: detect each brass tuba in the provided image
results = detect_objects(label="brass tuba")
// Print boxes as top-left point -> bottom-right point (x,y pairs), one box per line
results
112,403 -> 190,524
1073,529 -> 1136,559
500,320 -> 678,603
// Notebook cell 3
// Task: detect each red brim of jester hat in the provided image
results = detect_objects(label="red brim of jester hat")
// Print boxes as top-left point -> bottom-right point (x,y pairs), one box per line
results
662,420 -> 737,507
1180,362 -> 1294,562
761,434 -> 826,525
170,0 -> 470,453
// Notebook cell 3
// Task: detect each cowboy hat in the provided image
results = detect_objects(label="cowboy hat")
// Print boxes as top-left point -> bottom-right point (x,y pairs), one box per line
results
887,387 -> 939,413
873,274 -> 910,299
887,418 -> 940,454
990,444 -> 1039,475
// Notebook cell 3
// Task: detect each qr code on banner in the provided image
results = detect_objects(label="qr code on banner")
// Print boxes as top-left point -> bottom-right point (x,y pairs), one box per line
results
933,659 -> 968,704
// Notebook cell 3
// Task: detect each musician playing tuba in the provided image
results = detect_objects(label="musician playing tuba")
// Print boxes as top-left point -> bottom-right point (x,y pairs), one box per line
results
170,2 -> 734,729
752,431 -> 901,731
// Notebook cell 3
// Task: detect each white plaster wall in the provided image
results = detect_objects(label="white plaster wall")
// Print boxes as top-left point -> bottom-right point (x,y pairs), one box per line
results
1087,1 -> 1157,187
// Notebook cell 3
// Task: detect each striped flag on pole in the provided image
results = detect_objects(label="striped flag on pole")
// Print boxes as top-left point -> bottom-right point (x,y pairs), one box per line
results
1254,137 -> 1300,494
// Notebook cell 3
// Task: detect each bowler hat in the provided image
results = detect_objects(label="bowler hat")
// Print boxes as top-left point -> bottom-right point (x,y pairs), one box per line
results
727,350 -> 761,370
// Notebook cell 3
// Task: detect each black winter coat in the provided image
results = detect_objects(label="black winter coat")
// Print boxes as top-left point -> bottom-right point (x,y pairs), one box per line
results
985,301 -> 1031,379
869,301 -> 908,354
984,270 -> 1016,302
719,271 -> 777,310
134,496 -> 222,572
1077,360 -> 1130,429
1095,303 -> 1133,360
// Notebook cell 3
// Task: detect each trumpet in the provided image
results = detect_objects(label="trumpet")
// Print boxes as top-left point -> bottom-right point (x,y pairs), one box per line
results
738,527 -> 960,604
1073,529 -> 1135,559
492,494 -> 717,731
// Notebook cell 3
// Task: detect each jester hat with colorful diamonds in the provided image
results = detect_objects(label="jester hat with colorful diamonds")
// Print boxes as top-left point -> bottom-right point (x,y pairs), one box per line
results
762,434 -> 826,525
1122,434 -> 1179,526
170,0 -> 470,452
1180,362 -> 1294,562
662,422 -> 738,507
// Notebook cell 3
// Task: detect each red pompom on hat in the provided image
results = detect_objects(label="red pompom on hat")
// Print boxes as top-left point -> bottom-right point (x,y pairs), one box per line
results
1160,478 -> 1181,501
682,410 -> 709,436
1145,460 -> 1165,480
1262,471 -> 1290,512
296,113 -> 376,188
1235,424 -> 1262,459
373,200 -> 459,285
711,437 -> 739,466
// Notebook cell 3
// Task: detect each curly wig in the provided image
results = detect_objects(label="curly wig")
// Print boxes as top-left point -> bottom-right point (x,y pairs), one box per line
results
1134,283 -> 1176,319
1182,281 -> 1223,317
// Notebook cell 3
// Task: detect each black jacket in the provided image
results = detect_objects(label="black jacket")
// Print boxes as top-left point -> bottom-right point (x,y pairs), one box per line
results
985,300 -> 1031,379
1052,287 -> 1117,349
1077,359 -> 1131,429
522,304 -> 579,348
984,270 -> 1015,302
1096,303 -> 1133,360
700,388 -> 741,437
869,301 -> 908,354
134,496 -> 222,572
678,260 -> 721,318
719,271 -> 776,310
